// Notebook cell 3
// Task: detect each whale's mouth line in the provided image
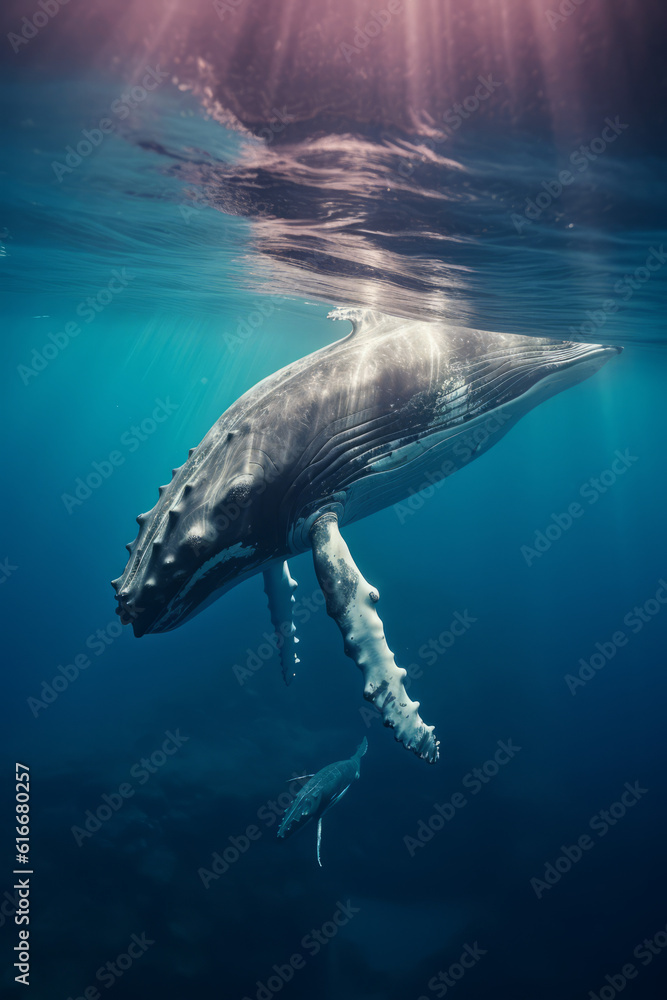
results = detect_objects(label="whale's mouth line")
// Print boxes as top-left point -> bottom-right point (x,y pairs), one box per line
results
116,545 -> 269,637
115,588 -> 192,637
115,592 -> 159,634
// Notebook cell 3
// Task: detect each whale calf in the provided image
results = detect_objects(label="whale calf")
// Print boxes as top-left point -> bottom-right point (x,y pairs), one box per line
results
112,308 -> 621,763
278,737 -> 368,866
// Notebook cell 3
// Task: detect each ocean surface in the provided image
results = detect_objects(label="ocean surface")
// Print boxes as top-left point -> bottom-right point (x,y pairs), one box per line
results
2,19 -> 667,1000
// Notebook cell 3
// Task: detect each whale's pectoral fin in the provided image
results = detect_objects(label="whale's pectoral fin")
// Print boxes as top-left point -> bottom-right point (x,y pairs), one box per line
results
315,784 -> 350,867
263,561 -> 300,685
310,513 -> 439,764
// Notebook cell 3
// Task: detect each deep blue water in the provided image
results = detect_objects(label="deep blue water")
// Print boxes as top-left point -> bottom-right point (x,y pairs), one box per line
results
2,46 -> 667,1000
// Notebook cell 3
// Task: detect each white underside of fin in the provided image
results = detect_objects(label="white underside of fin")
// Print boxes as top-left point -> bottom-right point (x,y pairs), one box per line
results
263,561 -> 300,685
316,785 -> 350,866
310,513 -> 439,763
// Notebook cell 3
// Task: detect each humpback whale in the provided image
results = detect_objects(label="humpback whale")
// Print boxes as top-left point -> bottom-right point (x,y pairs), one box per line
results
112,309 -> 620,763
278,737 -> 368,867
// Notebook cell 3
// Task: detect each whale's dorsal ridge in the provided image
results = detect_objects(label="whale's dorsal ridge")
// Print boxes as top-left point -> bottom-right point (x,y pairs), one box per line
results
327,306 -> 393,337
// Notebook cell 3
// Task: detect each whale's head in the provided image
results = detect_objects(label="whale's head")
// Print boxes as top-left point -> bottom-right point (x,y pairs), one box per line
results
111,425 -> 283,637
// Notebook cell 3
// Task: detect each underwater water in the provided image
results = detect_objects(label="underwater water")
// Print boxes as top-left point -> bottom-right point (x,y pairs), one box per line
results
2,6 -> 667,998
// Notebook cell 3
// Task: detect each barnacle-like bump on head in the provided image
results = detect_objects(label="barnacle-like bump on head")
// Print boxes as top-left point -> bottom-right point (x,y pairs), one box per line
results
225,473 -> 255,506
